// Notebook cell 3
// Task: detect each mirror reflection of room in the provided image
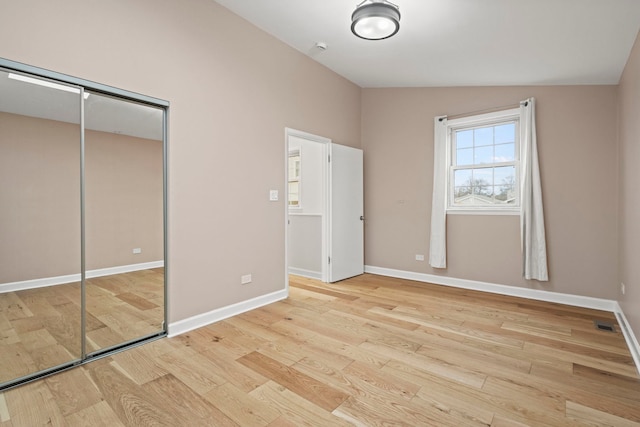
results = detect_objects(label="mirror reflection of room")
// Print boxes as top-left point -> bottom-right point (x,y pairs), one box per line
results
84,92 -> 164,354
0,70 -> 165,386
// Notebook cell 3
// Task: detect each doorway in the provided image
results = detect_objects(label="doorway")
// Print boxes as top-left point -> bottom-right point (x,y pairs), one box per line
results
285,128 -> 364,285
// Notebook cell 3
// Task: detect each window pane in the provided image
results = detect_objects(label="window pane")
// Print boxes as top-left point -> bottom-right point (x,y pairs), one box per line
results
472,186 -> 493,206
474,146 -> 493,164
495,123 -> 515,144
288,181 -> 299,194
494,165 -> 515,186
495,185 -> 516,203
448,116 -> 519,209
456,148 -> 473,166
288,155 -> 300,179
454,192 -> 469,204
288,181 -> 299,206
454,169 -> 472,187
474,127 -> 493,147
456,129 -> 473,149
494,143 -> 515,162
473,168 -> 493,186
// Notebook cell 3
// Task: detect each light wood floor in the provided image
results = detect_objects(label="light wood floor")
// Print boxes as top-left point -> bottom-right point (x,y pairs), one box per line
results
0,268 -> 164,385
1,273 -> 639,426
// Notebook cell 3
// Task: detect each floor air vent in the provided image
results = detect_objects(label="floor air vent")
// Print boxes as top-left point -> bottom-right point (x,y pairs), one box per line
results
594,320 -> 615,332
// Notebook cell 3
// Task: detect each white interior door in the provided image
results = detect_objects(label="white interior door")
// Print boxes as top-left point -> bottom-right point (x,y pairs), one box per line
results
329,143 -> 364,282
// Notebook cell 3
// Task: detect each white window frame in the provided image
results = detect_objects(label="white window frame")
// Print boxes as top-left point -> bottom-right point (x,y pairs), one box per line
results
446,108 -> 521,215
288,149 -> 302,208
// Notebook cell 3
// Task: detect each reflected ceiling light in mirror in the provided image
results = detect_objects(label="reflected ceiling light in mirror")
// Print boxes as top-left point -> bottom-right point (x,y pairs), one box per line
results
351,0 -> 401,40
8,73 -> 90,99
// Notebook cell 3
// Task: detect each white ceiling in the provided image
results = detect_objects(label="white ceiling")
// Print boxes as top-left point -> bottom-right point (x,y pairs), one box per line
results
214,0 -> 640,88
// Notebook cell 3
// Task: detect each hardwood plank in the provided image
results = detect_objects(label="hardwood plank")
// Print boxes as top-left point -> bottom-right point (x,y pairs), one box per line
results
385,359 -> 523,426
86,361 -> 179,426
116,292 -> 158,311
4,381 -> 65,426
156,347 -> 226,395
145,374 -> 239,426
343,360 -> 419,400
260,336 -> 354,371
524,341 -> 637,377
490,415 -> 532,427
333,391 -> 465,427
572,363 -> 640,393
203,382 -> 279,426
289,282 -> 359,301
305,333 -> 389,368
0,393 -> 9,422
359,340 -> 488,388
201,348 -> 269,393
250,380 -> 353,427
44,367 -> 102,416
480,376 -> 573,426
237,351 -> 350,412
565,400 -> 640,427
108,344 -> 168,385
64,401 -> 126,427
530,362 -> 640,406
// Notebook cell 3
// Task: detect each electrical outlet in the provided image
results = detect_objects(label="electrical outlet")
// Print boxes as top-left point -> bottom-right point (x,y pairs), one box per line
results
415,254 -> 425,261
241,274 -> 252,285
621,282 -> 626,295
133,248 -> 142,254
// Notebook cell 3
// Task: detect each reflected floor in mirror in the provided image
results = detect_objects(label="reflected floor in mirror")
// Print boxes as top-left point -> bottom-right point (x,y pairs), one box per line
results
0,268 -> 164,384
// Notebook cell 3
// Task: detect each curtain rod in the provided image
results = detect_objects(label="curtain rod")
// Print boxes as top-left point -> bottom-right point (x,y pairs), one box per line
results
438,100 -> 528,122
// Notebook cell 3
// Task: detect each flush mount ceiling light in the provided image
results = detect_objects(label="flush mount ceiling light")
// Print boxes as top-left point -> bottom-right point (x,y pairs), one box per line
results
351,0 -> 401,40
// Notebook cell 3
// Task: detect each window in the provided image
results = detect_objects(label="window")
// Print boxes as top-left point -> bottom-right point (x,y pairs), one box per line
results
288,150 -> 301,207
447,108 -> 520,212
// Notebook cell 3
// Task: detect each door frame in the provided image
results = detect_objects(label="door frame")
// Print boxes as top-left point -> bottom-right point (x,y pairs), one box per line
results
284,128 -> 330,290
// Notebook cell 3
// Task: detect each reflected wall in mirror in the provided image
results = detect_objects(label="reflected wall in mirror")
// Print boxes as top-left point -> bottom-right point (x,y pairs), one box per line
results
84,93 -> 165,353
0,70 -> 83,383
0,60 -> 167,390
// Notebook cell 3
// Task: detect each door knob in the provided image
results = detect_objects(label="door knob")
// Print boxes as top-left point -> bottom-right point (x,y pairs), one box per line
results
360,216 -> 365,221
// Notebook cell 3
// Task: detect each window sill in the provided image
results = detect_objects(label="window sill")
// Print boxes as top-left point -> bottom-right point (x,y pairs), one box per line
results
446,208 -> 520,216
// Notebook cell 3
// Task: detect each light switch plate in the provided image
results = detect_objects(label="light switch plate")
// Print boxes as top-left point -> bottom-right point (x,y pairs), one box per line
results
269,190 -> 279,201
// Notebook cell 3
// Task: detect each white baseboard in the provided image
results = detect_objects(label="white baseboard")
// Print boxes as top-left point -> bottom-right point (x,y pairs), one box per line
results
364,265 -> 618,312
0,260 -> 164,293
288,267 -> 322,280
168,289 -> 288,337
614,305 -> 640,376
365,265 -> 639,374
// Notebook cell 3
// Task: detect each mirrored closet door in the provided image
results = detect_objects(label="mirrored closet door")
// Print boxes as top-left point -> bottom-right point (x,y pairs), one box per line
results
0,69 -> 83,384
0,59 -> 168,390
84,92 -> 165,355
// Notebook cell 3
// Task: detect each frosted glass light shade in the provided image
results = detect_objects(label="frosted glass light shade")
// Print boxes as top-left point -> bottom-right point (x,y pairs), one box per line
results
351,2 -> 400,40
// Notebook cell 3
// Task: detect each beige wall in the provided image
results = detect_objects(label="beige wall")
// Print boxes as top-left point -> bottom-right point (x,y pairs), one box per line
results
85,127 -> 163,270
362,86 -> 619,299
618,31 -> 640,341
0,0 -> 361,322
0,112 -> 81,282
0,112 -> 163,283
